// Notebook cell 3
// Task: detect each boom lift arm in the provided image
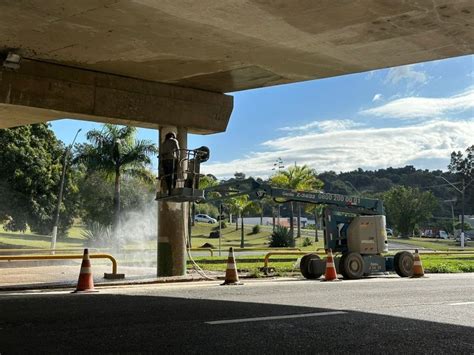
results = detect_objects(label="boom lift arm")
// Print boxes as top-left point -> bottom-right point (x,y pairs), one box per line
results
203,177 -> 384,215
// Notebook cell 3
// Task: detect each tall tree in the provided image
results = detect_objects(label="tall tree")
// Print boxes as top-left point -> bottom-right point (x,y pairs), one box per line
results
230,195 -> 255,248
77,124 -> 157,232
383,186 -> 438,238
0,124 -> 79,236
78,171 -> 155,227
305,204 -> 324,242
448,145 -> 474,233
270,165 -> 323,239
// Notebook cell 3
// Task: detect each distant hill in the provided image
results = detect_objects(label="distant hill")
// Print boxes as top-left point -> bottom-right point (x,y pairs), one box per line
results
318,165 -> 473,220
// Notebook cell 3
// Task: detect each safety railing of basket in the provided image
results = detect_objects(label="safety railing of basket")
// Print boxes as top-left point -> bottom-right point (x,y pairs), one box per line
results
157,147 -> 209,193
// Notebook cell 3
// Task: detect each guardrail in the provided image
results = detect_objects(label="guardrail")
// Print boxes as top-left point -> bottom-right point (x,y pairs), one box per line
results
0,253 -> 124,279
0,247 -> 214,257
0,248 -> 98,254
219,247 -> 301,253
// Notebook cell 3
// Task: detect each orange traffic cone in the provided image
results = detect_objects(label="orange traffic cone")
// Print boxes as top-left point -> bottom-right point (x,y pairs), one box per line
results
73,249 -> 97,293
221,247 -> 242,285
322,249 -> 339,282
411,249 -> 425,278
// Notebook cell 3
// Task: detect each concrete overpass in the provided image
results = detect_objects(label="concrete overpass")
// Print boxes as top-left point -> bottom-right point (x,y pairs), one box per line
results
1,1 -> 473,276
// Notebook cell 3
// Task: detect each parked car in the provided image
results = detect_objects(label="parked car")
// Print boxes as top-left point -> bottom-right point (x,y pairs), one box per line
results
438,230 -> 449,239
194,214 -> 217,224
386,228 -> 393,237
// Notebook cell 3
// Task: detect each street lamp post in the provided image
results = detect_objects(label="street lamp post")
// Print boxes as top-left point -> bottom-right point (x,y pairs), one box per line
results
50,129 -> 82,252
271,158 -> 284,228
438,176 -> 473,248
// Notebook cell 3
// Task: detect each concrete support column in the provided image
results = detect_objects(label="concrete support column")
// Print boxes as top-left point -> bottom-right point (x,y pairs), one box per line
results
157,126 -> 189,276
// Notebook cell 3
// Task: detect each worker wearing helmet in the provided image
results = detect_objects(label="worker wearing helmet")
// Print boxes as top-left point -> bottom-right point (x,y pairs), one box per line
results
160,132 -> 180,195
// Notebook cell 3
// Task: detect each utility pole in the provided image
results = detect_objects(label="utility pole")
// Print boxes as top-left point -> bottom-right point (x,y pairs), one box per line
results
438,176 -> 473,248
443,199 -> 457,237
50,128 -> 81,252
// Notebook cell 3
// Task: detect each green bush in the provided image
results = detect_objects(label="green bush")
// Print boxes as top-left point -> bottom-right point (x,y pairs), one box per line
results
269,226 -> 293,247
252,224 -> 261,234
302,237 -> 313,247
81,222 -> 115,247
209,231 -> 220,239
212,221 -> 227,231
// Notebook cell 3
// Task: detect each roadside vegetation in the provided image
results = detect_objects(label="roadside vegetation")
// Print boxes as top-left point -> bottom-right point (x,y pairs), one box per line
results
2,222 -> 473,275
0,123 -> 473,275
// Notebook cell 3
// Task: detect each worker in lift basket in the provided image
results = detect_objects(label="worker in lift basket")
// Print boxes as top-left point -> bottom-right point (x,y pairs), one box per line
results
160,132 -> 180,195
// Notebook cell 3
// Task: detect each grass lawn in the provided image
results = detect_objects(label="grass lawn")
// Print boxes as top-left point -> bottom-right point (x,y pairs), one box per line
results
190,222 -> 324,251
189,254 -> 474,275
421,255 -> 474,273
0,229 -> 86,250
2,223 -> 474,275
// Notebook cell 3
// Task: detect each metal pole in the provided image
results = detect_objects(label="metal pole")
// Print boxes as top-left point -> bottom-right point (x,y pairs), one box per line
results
438,176 -> 465,247
450,202 -> 456,237
50,128 -> 81,252
444,199 -> 457,238
219,203 -> 222,256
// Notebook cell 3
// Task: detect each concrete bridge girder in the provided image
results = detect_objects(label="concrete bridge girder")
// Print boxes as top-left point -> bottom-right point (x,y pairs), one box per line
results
0,59 -> 233,133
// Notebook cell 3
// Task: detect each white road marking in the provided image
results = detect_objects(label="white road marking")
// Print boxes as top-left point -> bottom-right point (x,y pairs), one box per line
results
448,301 -> 474,306
206,311 -> 347,325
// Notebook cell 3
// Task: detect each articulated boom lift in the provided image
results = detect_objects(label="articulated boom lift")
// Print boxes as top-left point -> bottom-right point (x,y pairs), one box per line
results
156,147 -> 414,280
203,178 -> 414,279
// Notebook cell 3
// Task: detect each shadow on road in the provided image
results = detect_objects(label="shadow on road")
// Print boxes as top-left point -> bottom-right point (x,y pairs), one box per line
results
1,293 -> 472,353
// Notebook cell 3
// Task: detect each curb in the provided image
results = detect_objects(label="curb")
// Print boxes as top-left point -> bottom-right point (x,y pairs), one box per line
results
0,276 -> 209,292
0,272 -> 266,292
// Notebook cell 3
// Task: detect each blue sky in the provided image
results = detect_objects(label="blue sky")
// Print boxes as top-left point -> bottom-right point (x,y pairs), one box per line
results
51,54 -> 474,178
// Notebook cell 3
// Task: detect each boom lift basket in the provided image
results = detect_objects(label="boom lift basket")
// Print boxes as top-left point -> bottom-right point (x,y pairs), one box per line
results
155,146 -> 209,203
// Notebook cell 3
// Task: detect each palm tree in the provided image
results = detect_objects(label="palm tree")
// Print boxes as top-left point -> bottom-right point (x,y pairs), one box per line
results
231,195 -> 255,248
270,165 -> 323,240
305,204 -> 324,242
78,124 -> 157,233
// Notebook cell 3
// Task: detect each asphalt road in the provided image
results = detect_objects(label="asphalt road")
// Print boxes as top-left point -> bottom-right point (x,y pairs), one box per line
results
1,274 -> 473,353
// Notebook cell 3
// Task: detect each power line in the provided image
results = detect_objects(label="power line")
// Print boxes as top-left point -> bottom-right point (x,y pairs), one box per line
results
419,181 -> 463,190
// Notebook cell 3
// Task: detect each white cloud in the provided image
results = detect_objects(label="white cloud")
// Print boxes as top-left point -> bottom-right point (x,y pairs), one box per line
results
279,119 -> 362,132
385,64 -> 428,86
365,70 -> 375,80
372,94 -> 383,102
202,120 -> 474,179
361,88 -> 474,120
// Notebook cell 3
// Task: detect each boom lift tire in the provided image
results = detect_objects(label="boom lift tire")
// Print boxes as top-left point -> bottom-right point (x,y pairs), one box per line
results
340,252 -> 365,279
300,254 -> 322,279
394,251 -> 414,277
